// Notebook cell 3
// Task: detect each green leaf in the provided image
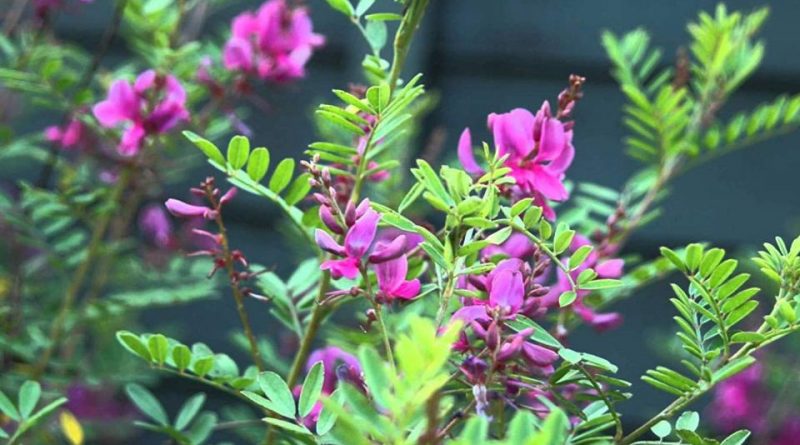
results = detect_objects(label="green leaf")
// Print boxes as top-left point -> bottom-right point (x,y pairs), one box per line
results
569,245 -> 593,270
730,331 -> 765,344
559,291 -> 577,307
185,412 -> 217,444
298,362 -> 325,418
183,131 -> 225,165
510,198 -> 533,217
355,0 -> 375,16
262,417 -> 312,436
246,147 -> 270,182
324,0 -> 354,16
174,393 -> 206,431
713,356 -> 756,383
116,331 -> 152,361
316,389 -> 341,436
485,227 -> 512,245
259,372 -> 296,419
660,246 -> 686,271
365,20 -> 387,53
0,389 -> 19,421
675,411 -> 699,432
18,381 -> 41,419
241,391 -> 278,411
192,355 -> 214,377
365,13 -> 403,21
721,430 -> 751,445
580,278 -> 622,290
268,158 -> 295,194
172,344 -> 192,372
553,223 -> 575,254
227,135 -> 250,170
358,346 -> 390,408
651,420 -> 672,439
283,172 -> 312,206
558,348 -> 582,364
148,334 -> 169,365
126,384 -> 169,426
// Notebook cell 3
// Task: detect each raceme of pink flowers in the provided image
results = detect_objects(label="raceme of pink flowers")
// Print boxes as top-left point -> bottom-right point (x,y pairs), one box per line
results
223,0 -> 325,83
459,102 -> 575,219
92,70 -> 189,156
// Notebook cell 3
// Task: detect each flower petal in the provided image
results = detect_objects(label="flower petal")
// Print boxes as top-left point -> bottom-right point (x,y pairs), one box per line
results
315,229 -> 345,256
457,128 -> 483,175
345,208 -> 379,257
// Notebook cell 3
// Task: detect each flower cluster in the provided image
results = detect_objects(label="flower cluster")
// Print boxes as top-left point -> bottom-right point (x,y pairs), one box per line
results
92,70 -> 189,156
223,0 -> 325,83
315,198 -> 420,302
165,177 -> 254,288
458,101 -> 577,219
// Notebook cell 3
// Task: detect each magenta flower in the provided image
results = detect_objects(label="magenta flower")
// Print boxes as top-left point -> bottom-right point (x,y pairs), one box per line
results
708,364 -> 767,433
316,206 -> 379,279
451,259 -> 526,323
92,70 -> 189,156
375,254 -> 421,302
223,0 -> 324,83
459,102 -> 575,219
139,204 -> 173,248
44,118 -> 85,150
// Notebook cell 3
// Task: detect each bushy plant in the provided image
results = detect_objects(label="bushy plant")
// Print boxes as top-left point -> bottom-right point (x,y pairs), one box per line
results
1,1 -> 799,444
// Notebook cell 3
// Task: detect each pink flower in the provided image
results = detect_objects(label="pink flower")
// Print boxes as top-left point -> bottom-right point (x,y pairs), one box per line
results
708,364 -> 767,433
139,204 -> 173,248
459,102 -> 575,219
317,205 -> 379,279
451,259 -> 526,323
44,118 -> 85,150
93,70 -> 189,156
223,0 -> 324,82
375,254 -> 420,301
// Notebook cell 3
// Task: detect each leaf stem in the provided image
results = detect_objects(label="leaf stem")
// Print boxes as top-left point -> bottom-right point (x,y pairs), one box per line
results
286,271 -> 331,387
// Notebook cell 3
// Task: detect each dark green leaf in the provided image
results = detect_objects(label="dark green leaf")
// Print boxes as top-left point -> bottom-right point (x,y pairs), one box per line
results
126,384 -> 169,426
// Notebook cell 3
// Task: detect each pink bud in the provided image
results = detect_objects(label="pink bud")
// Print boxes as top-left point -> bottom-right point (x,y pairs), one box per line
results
219,187 -> 238,205
165,199 -> 217,219
320,205 -> 344,235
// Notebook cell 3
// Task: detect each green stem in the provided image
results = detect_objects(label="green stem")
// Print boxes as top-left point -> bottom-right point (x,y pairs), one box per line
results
286,271 -> 331,387
387,0 -> 430,92
362,265 -> 395,372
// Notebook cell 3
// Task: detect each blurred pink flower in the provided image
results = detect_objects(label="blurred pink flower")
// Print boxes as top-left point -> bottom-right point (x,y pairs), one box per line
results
223,0 -> 324,82
139,204 -> 173,248
44,118 -> 85,150
93,70 -> 189,156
